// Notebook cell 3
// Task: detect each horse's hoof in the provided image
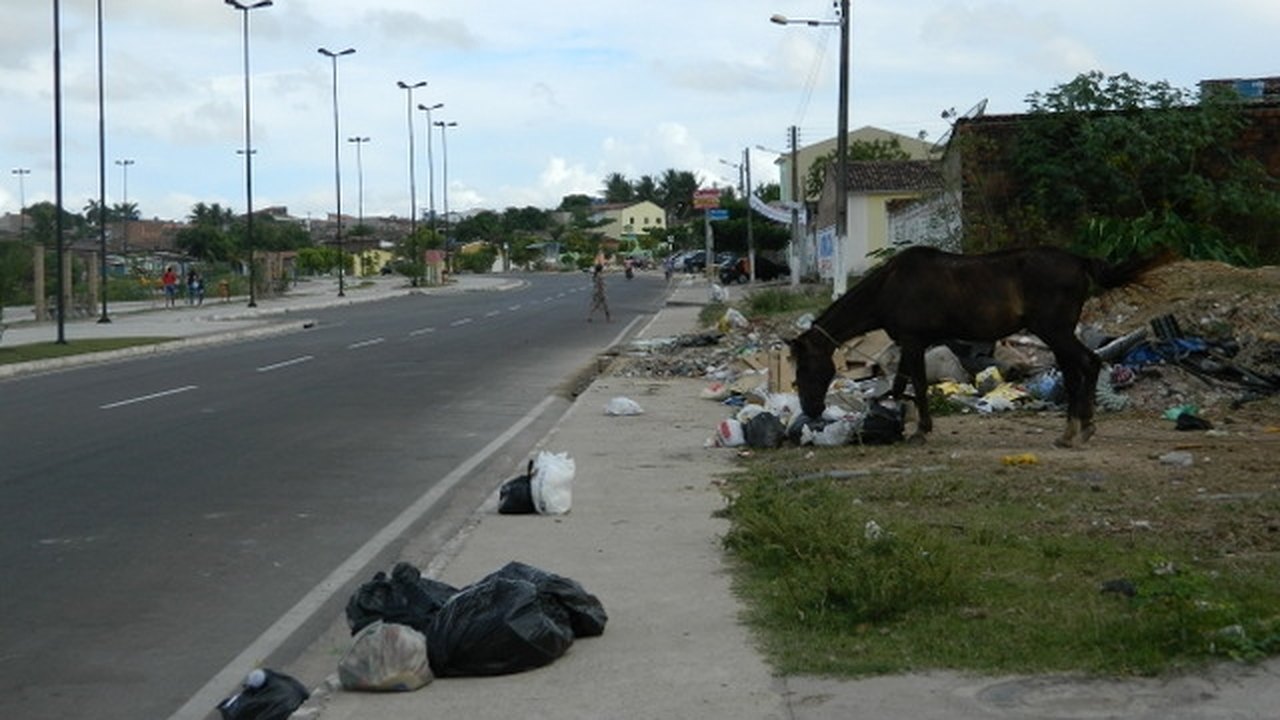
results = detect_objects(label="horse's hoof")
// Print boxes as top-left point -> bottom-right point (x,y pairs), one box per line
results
906,432 -> 928,445
1080,423 -> 1097,443
1053,435 -> 1079,449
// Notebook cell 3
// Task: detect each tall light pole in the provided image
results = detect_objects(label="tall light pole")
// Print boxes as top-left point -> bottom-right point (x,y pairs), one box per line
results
397,80 -> 427,242
759,128 -> 802,287
347,136 -> 369,226
433,120 -> 457,256
115,159 -> 134,253
417,102 -> 443,233
226,0 -> 273,308
12,168 -> 30,242
53,0 -> 67,343
319,46 -> 354,297
94,0 -> 110,323
772,1 -> 850,298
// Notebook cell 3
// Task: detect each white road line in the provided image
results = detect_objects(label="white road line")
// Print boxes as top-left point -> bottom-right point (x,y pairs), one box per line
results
484,310 -> 501,318
169,394 -> 561,720
508,304 -> 522,311
408,327 -> 436,336
450,318 -> 473,327
255,355 -> 314,373
100,385 -> 198,410
347,337 -> 386,350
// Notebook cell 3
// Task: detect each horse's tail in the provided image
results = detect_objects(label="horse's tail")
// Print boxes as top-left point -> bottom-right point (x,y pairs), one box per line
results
1087,248 -> 1178,291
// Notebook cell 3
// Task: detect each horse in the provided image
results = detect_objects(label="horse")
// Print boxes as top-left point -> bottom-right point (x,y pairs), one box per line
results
788,246 -> 1172,447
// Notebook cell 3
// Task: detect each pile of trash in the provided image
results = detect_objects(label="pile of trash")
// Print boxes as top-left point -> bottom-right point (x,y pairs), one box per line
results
615,260 -> 1279,440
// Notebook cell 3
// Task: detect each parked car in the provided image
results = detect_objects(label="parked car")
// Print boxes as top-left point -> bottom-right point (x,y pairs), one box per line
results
682,250 -> 707,273
719,255 -> 791,284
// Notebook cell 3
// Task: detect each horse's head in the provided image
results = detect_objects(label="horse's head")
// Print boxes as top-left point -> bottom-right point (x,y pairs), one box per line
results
788,331 -> 835,419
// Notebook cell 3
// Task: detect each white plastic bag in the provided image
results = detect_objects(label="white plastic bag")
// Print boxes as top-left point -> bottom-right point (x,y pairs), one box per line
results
531,450 -> 575,515
716,418 -> 746,447
338,620 -> 433,692
604,396 -> 644,416
800,419 -> 853,446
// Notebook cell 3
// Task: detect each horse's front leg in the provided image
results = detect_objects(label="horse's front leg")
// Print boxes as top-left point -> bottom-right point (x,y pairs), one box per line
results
897,341 -> 931,442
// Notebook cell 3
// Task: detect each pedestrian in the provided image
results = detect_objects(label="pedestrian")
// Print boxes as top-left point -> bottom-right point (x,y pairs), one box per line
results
587,263 -> 611,322
192,272 -> 205,306
162,266 -> 178,308
186,269 -> 198,305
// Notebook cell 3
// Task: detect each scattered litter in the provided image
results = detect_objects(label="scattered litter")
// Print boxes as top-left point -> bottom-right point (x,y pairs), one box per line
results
1158,451 -> 1195,467
604,396 -> 644,416
864,520 -> 885,541
498,460 -> 536,515
743,411 -> 786,448
1001,453 -> 1039,466
346,562 -> 458,636
721,307 -> 749,330
1175,412 -> 1214,431
216,668 -> 309,720
716,418 -> 745,447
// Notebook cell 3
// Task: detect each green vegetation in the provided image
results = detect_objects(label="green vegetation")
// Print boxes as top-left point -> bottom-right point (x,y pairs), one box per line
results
720,445 -> 1280,677
0,337 -> 175,365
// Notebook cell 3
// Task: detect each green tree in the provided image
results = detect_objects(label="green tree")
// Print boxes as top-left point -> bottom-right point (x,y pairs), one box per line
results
1000,71 -> 1280,263
175,203 -> 235,261
658,169 -> 700,221
603,172 -> 634,203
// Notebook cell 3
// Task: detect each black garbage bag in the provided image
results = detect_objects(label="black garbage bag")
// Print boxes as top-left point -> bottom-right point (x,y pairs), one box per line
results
854,402 -> 905,445
491,561 -> 608,637
498,460 -> 536,514
786,413 -> 824,444
743,411 -> 786,449
216,668 -> 309,720
346,562 -> 459,635
426,576 -> 574,677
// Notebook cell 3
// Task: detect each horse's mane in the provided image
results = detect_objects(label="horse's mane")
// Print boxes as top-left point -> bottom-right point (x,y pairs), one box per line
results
811,252 -> 900,338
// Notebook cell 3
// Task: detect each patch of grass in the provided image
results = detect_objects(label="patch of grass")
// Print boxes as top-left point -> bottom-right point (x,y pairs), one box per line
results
698,301 -> 728,327
0,337 -> 175,365
721,442 -> 1280,677
743,286 -> 830,317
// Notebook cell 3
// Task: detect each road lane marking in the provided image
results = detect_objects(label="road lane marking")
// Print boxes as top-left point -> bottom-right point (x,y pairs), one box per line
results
170,394 -> 560,720
484,310 -> 501,318
508,304 -> 522,311
347,337 -> 385,350
408,326 -> 436,336
100,385 -> 198,410
255,355 -> 314,373
450,317 -> 473,327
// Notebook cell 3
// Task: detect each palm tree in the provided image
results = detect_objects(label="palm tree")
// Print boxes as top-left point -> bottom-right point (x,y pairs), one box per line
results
603,172 -> 634,203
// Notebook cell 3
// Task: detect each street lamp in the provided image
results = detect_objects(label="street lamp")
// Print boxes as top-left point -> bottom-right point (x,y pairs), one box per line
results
226,0 -> 273,308
94,0 -> 110,323
417,102 -> 443,233
319,46 -> 354,297
433,120 -> 457,256
115,159 -> 134,253
347,136 -> 369,226
397,80 -> 427,242
11,168 -> 30,242
759,129 -> 803,288
772,1 -> 849,298
53,0 -> 67,343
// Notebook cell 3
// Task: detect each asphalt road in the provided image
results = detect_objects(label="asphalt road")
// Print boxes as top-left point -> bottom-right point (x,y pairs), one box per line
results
0,271 -> 668,720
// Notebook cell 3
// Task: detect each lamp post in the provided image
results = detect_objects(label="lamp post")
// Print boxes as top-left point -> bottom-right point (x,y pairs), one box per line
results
319,46 -> 354,297
12,168 -> 30,241
226,0 -> 273,308
417,102 -> 443,233
53,0 -> 67,343
433,120 -> 457,258
347,136 -> 369,226
94,0 -> 110,323
115,159 -> 134,253
772,1 -> 849,298
397,80 -> 427,243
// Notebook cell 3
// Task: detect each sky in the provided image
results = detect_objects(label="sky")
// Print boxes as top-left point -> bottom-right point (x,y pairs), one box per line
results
3,1 -> 1279,224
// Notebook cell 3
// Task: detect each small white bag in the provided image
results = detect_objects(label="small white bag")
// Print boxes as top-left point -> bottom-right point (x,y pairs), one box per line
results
531,450 -> 575,515
338,621 -> 433,692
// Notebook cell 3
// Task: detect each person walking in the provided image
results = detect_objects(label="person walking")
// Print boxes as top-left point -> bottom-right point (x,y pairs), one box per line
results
185,269 -> 199,305
587,264 -> 611,322
162,266 -> 178,308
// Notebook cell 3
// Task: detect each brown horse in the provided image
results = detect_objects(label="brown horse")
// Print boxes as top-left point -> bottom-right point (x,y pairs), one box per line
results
788,246 -> 1171,447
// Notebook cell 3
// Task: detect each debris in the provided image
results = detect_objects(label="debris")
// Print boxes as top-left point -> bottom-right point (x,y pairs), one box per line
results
216,668 -> 309,720
1001,453 -> 1039,466
1158,451 -> 1195,467
530,451 -> 574,515
338,621 -> 433,692
498,460 -> 536,515
604,396 -> 644,416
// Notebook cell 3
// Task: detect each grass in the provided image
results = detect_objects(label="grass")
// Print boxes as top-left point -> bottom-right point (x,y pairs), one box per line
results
0,337 -> 175,365
720,440 -> 1280,678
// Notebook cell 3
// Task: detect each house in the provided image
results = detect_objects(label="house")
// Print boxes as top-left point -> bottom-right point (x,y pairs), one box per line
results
772,126 -> 935,206
814,159 -> 943,276
589,200 -> 666,249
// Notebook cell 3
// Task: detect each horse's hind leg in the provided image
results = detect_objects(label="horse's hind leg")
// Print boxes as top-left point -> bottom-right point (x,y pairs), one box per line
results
1047,334 -> 1100,447
897,341 -> 931,441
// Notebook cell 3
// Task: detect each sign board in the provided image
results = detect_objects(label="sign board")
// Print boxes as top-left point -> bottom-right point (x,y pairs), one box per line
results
816,225 -> 836,279
693,188 -> 720,209
707,208 -> 730,221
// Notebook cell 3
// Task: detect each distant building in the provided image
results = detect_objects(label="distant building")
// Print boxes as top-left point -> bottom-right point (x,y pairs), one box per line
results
771,126 -> 936,205
590,200 -> 666,247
